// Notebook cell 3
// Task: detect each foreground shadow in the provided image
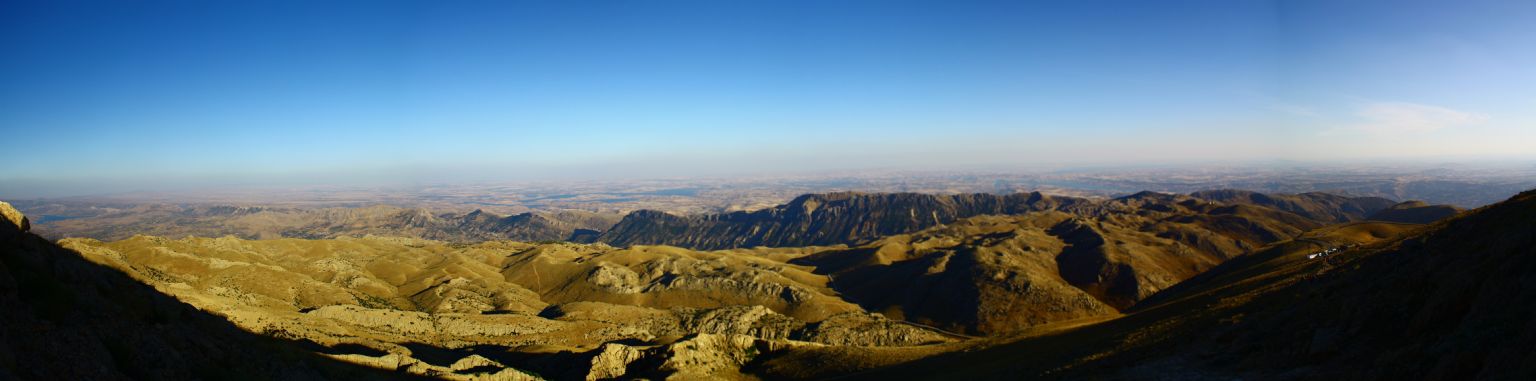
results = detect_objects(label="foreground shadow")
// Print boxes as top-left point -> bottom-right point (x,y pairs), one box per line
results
0,211 -> 435,380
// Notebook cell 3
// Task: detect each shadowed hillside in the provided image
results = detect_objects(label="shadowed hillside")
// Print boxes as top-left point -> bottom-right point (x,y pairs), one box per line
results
847,188 -> 1536,380
0,201 -> 433,380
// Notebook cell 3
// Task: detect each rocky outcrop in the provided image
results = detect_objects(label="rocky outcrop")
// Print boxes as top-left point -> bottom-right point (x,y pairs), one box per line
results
794,312 -> 954,346
587,343 -> 644,380
0,201 -> 28,242
653,334 -> 761,379
587,262 -> 644,294
679,305 -> 801,340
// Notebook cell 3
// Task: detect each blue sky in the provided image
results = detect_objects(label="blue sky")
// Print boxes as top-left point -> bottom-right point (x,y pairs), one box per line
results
2,0 -> 1533,197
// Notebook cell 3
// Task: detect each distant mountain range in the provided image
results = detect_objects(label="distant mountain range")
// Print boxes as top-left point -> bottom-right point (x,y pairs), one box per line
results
591,189 -> 1404,251
19,203 -> 620,243
19,189 -> 1410,252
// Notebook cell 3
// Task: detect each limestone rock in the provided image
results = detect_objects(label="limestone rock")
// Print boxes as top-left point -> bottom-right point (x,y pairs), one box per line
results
450,354 -> 505,372
588,261 -> 643,294
656,334 -> 760,379
795,312 -> 954,346
678,305 -> 801,340
0,201 -> 28,235
587,343 -> 644,380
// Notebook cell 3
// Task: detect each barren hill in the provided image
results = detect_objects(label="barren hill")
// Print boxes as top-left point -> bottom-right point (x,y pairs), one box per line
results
0,189 -> 1483,380
791,191 -> 1348,335
848,189 -> 1536,380
55,233 -> 955,379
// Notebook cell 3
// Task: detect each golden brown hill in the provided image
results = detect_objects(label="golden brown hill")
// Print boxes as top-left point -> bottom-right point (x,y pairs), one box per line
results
58,234 -> 956,380
791,191 -> 1339,336
848,189 -> 1536,380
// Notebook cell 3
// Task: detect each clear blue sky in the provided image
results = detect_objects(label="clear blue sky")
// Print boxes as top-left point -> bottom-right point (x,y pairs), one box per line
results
2,0 -> 1533,197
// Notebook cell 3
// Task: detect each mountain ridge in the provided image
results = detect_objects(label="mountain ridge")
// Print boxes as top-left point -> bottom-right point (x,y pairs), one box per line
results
596,190 -> 1405,251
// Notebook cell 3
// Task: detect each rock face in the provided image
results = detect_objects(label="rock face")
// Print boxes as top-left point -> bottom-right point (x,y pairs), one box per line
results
0,201 -> 27,233
795,312 -> 954,346
0,202 -> 29,244
598,192 -> 1085,249
587,343 -> 644,380
652,334 -> 761,380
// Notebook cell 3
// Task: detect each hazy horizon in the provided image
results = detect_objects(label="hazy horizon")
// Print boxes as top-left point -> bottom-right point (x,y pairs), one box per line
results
4,0 -> 1535,197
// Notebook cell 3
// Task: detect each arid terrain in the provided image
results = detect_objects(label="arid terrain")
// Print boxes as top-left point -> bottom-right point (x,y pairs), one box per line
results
6,184 -> 1514,380
7,1 -> 1533,379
